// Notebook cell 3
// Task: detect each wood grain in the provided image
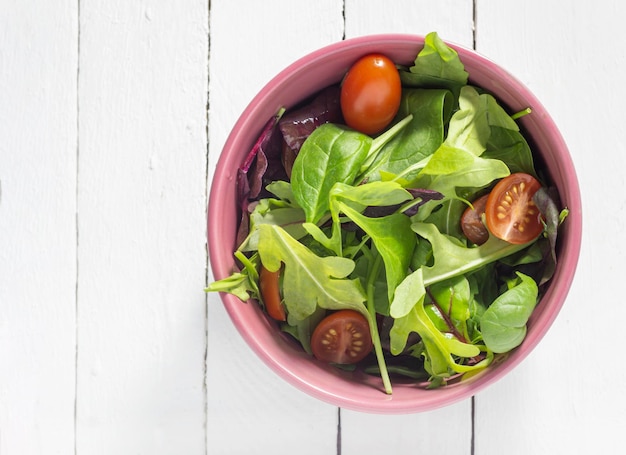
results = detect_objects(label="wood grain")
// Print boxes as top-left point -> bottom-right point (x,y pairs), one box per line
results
0,2 -> 78,453
0,0 -> 622,453
76,1 -> 208,452
475,1 -> 623,453
206,1 -> 344,453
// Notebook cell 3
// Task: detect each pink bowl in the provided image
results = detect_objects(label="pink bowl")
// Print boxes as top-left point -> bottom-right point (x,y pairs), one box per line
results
208,34 -> 582,413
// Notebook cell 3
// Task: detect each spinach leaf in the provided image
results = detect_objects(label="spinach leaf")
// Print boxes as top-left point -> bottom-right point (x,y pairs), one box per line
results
483,126 -> 537,176
257,224 -> 368,321
291,123 -> 371,224
399,31 -> 469,96
363,89 -> 452,181
292,117 -> 412,224
427,86 -> 490,163
480,272 -> 538,353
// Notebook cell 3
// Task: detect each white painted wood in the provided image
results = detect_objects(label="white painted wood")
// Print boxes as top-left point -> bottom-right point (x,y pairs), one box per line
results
2,0 -> 626,453
475,1 -> 625,453
0,2 -> 78,453
344,0 -> 475,46
342,402 -> 472,454
340,3 -> 475,454
206,1 -> 343,453
75,1 -> 208,453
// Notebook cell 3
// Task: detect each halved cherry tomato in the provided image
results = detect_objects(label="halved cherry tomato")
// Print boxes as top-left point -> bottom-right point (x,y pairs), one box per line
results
461,194 -> 490,245
485,173 -> 544,245
340,54 -> 401,135
259,265 -> 286,321
311,310 -> 373,364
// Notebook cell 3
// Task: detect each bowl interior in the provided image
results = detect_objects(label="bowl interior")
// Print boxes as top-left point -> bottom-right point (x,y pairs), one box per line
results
208,34 -> 582,413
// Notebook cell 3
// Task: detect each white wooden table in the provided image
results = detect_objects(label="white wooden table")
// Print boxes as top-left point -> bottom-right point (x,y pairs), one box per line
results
1,1 -> 620,453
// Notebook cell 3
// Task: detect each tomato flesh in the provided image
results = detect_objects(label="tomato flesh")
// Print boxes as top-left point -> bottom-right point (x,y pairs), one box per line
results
485,173 -> 544,244
340,54 -> 401,135
259,265 -> 286,321
461,194 -> 490,245
311,310 -> 373,364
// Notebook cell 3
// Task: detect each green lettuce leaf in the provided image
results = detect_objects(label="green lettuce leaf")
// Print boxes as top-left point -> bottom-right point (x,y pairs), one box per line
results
257,224 -> 368,321
480,272 -> 538,353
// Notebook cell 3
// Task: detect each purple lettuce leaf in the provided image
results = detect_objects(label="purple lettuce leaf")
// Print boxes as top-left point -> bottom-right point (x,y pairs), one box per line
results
533,186 -> 562,284
278,85 -> 343,154
236,110 -> 285,247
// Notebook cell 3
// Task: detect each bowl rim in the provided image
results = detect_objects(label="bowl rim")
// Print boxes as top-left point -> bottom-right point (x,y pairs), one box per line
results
208,33 -> 583,413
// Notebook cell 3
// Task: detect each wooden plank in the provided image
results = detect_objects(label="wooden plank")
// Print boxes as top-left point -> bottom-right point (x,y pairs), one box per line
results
344,0 -> 475,45
206,1 -> 344,453
475,1 -> 622,453
75,1 -> 208,452
0,2 -> 78,453
340,2 -> 475,453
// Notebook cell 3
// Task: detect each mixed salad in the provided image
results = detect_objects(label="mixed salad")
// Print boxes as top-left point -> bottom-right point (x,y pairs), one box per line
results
207,32 -> 568,393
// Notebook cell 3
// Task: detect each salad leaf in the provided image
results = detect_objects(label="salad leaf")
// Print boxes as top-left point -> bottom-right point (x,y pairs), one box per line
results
483,126 -> 537,176
240,198 -> 307,252
363,89 -> 451,181
412,222 -> 532,290
256,224 -> 368,321
389,291 -> 487,377
338,202 -> 415,303
533,186 -> 568,284
292,117 -> 412,224
411,153 -> 510,220
302,180 -> 414,256
428,86 -> 490,162
291,123 -> 371,224
480,272 -> 538,353
399,31 -> 469,95
390,222 -> 531,319
279,85 -> 343,154
425,276 -> 472,338
204,251 -> 260,301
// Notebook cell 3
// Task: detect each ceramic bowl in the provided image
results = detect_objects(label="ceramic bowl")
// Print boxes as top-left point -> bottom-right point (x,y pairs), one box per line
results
207,34 -> 582,413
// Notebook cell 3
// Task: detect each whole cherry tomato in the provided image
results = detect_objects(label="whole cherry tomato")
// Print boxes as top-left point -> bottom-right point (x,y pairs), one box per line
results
340,54 -> 402,135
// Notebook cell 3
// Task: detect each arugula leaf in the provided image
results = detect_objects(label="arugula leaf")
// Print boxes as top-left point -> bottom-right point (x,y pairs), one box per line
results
389,290 -> 488,377
480,272 -> 538,353
257,224 -> 368,321
338,203 -> 415,303
411,154 -> 510,220
240,197 -> 307,252
303,180 -> 414,256
412,222 -> 532,290
205,252 -> 260,302
425,276 -> 472,338
390,222 -> 531,319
